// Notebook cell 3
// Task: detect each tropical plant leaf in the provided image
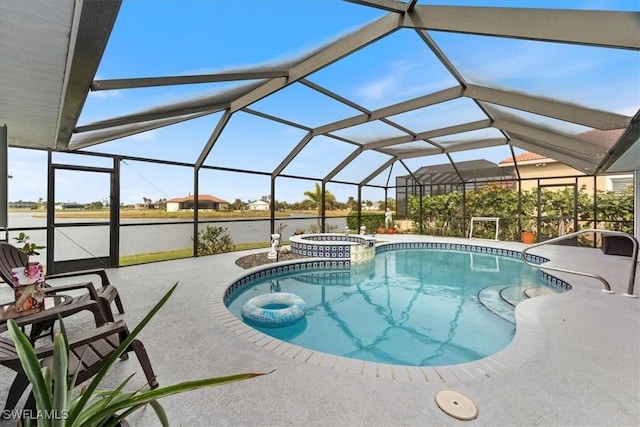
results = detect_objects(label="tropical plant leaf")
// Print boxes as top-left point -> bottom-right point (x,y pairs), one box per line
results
66,282 -> 179,424
146,400 -> 168,426
51,333 -> 68,427
7,320 -> 54,425
8,282 -> 270,426
80,372 -> 271,426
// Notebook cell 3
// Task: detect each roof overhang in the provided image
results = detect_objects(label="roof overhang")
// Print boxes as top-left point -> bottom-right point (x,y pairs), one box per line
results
0,0 -> 120,151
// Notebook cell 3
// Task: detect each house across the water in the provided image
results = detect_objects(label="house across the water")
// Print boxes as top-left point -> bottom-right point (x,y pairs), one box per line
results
166,194 -> 229,212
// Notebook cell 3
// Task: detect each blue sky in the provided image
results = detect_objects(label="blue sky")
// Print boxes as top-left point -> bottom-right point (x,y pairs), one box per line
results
8,0 -> 640,205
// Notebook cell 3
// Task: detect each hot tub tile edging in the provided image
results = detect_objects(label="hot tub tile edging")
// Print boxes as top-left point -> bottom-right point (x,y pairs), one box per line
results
289,233 -> 375,264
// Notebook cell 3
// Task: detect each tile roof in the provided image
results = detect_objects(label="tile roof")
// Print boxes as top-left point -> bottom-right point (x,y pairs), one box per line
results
499,152 -> 546,164
499,129 -> 625,164
575,128 -> 624,147
167,194 -> 229,203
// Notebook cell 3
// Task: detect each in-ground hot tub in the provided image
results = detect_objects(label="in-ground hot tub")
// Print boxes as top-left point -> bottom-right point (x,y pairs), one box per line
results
289,233 -> 375,264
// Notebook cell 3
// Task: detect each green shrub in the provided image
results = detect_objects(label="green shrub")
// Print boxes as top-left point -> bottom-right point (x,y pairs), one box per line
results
193,225 -> 233,255
346,212 -> 385,232
306,223 -> 339,233
406,183 -> 635,241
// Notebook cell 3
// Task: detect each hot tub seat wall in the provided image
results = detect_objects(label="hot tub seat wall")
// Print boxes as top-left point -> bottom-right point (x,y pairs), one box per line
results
289,233 -> 375,264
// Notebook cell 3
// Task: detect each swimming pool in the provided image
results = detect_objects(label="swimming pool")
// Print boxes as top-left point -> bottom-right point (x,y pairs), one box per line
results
225,244 -> 570,367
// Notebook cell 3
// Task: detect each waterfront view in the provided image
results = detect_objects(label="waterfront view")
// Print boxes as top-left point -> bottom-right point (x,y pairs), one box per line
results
6,211 -> 349,264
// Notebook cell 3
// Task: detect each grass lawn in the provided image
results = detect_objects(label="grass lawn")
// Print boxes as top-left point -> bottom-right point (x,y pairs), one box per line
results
119,241 -> 272,266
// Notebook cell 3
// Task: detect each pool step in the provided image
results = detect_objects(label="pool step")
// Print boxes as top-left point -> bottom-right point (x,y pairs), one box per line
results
500,285 -> 532,306
524,286 -> 558,298
479,285 -> 562,324
478,285 -> 516,324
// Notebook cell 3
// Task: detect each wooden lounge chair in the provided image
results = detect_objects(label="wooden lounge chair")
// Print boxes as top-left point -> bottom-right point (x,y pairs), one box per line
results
0,242 -> 124,326
0,299 -> 159,412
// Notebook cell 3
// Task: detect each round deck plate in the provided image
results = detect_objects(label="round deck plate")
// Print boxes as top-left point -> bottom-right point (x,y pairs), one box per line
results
435,390 -> 478,420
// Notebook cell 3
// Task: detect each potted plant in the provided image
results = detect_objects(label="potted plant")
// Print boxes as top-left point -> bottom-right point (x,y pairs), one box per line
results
6,283 -> 269,426
11,233 -> 46,313
13,232 -> 46,261
520,219 -> 536,244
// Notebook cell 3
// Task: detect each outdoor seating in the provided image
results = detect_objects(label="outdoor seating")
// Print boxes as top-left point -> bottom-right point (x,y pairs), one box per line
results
0,298 -> 158,412
0,242 -> 125,325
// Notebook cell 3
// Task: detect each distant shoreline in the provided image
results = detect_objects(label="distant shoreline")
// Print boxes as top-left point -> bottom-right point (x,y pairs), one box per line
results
11,208 -> 358,220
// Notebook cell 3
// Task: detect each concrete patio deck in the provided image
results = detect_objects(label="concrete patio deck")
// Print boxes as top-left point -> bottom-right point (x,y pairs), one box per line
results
1,235 -> 638,426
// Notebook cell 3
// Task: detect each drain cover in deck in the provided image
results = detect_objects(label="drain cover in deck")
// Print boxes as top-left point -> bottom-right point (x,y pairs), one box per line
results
435,390 -> 478,420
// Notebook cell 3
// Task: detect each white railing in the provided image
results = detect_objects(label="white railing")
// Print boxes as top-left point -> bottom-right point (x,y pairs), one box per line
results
521,229 -> 638,298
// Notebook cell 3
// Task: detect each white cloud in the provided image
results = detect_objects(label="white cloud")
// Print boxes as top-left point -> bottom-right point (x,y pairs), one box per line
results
355,60 -> 416,101
87,89 -> 124,99
357,76 -> 396,100
461,43 -> 600,83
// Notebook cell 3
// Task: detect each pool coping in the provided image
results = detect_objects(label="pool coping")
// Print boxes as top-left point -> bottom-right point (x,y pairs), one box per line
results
209,239 -> 572,383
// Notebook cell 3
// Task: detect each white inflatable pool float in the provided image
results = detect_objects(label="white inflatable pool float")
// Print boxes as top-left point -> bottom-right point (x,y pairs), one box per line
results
241,292 -> 307,327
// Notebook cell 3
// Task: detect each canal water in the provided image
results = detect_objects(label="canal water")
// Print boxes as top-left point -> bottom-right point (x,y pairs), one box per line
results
6,212 -> 348,261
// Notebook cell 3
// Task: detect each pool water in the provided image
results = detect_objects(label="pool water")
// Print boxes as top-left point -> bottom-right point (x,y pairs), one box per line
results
226,249 -> 559,366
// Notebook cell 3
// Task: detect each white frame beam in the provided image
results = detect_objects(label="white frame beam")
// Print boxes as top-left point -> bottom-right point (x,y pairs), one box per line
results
403,6 -> 640,50
92,70 -> 289,91
465,85 -> 631,130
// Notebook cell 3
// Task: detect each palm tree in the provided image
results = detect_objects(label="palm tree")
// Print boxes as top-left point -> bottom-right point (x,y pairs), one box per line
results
303,183 -> 335,226
346,196 -> 358,211
303,183 -> 321,209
